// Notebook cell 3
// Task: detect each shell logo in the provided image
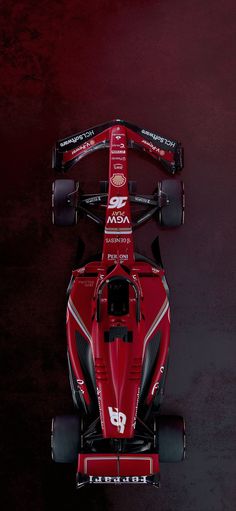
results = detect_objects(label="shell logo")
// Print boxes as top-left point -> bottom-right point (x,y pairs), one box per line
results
110,173 -> 126,187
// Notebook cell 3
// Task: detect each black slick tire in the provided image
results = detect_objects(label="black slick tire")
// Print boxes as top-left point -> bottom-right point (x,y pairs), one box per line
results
52,180 -> 77,226
156,415 -> 186,462
159,180 -> 184,227
51,415 -> 81,463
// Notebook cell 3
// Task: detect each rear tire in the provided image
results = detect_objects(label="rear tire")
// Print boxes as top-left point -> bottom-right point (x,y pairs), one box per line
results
156,415 -> 185,462
52,180 -> 78,226
159,180 -> 184,227
51,415 -> 81,463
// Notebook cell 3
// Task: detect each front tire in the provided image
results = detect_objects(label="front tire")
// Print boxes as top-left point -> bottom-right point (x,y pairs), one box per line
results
159,180 -> 184,227
52,180 -> 78,226
51,415 -> 81,463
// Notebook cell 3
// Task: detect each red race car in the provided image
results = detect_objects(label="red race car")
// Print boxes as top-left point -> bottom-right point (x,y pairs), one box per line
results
51,120 -> 185,488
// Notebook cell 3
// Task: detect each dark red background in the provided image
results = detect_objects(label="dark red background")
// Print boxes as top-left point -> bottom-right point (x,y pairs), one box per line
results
1,1 -> 236,510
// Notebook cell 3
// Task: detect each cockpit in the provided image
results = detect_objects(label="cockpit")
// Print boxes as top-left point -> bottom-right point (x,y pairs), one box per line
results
108,279 -> 129,316
97,276 -> 141,322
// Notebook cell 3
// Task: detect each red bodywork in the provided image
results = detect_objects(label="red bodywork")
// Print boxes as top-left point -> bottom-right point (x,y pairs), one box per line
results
54,120 -> 183,485
67,126 -> 169,431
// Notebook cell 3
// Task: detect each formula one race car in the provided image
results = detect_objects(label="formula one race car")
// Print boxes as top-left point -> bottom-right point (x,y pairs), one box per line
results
51,120 -> 185,488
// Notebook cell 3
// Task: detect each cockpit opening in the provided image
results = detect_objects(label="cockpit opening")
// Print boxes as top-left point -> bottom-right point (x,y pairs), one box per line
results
97,276 -> 140,322
108,279 -> 129,316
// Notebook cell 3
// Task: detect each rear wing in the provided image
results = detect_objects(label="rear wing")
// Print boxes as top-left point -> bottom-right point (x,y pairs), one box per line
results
53,119 -> 183,174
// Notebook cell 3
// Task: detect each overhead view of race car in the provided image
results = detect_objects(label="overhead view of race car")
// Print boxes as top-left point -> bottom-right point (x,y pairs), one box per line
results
50,119 -> 186,488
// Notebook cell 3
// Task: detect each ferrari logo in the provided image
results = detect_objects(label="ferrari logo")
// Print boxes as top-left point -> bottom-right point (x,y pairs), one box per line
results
108,407 -> 127,434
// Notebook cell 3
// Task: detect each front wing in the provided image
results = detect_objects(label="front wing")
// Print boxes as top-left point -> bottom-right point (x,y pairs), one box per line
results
53,119 -> 183,175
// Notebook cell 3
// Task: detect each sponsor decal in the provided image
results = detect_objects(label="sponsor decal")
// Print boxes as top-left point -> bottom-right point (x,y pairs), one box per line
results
78,279 -> 94,287
105,237 -> 131,244
151,367 -> 164,396
113,163 -> 123,170
134,196 -> 151,204
133,387 -> 140,429
107,214 -> 130,224
108,254 -> 128,260
84,196 -> 101,204
88,475 -> 147,484
111,150 -> 126,154
105,227 -> 132,234
76,379 -> 85,394
141,138 -> 166,155
142,139 -> 160,153
108,196 -> 128,209
112,143 -> 125,148
71,140 -> 95,156
97,388 -> 104,429
110,173 -> 126,187
113,134 -> 125,140
151,382 -> 159,396
60,130 -> 95,147
111,156 -> 126,161
141,129 -> 176,148
108,406 -> 126,434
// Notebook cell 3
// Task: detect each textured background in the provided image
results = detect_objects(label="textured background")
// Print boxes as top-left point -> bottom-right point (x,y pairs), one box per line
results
1,1 -> 236,510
